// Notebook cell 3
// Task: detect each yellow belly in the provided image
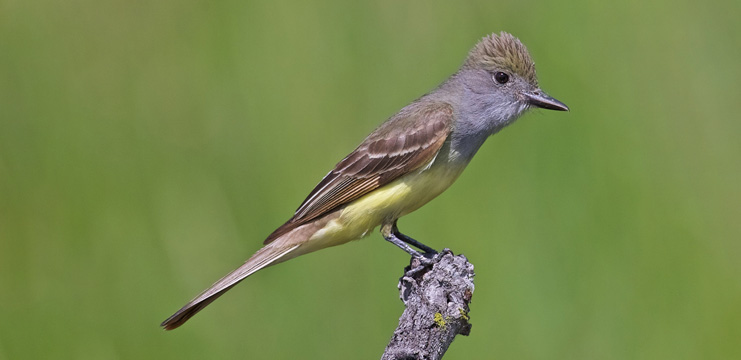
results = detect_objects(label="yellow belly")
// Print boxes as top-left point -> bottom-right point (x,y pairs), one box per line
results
305,160 -> 467,250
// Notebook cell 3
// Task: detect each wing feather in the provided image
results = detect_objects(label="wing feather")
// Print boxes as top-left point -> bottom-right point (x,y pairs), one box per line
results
264,102 -> 453,244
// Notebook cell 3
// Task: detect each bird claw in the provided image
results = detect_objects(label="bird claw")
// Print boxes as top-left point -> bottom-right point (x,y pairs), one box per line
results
406,250 -> 441,275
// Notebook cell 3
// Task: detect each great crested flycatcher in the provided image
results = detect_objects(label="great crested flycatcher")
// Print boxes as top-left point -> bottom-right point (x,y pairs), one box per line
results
162,32 -> 568,330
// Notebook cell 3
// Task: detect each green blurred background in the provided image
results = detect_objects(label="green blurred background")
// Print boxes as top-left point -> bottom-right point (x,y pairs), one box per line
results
1,0 -> 739,359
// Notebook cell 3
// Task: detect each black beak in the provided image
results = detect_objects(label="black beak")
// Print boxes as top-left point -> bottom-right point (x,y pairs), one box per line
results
524,90 -> 569,111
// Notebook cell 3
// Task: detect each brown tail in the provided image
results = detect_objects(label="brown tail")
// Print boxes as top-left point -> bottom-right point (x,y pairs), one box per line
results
161,243 -> 301,330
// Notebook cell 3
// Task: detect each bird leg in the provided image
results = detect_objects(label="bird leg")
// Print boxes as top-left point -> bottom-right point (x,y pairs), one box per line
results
381,221 -> 438,258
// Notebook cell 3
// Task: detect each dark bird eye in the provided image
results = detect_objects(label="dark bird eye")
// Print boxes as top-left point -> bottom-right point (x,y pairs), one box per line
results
493,72 -> 510,84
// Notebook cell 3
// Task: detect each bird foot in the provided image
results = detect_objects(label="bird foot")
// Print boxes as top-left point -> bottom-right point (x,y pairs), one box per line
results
406,248 -> 451,276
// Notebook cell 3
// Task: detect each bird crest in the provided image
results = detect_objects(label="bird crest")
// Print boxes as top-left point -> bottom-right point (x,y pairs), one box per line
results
464,32 -> 538,85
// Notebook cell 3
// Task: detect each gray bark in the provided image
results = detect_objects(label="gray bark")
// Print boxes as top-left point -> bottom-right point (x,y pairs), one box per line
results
381,249 -> 475,360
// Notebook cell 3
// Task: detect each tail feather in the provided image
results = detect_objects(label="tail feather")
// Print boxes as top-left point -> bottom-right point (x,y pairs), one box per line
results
161,244 -> 301,330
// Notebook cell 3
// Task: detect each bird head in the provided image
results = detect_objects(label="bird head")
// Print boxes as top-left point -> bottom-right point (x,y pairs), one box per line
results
457,32 -> 568,124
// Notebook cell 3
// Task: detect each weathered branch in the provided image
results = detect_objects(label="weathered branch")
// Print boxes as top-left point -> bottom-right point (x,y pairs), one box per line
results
381,249 -> 475,360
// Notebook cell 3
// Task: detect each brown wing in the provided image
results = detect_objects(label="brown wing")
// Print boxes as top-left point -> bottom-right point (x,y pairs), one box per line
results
264,102 -> 453,244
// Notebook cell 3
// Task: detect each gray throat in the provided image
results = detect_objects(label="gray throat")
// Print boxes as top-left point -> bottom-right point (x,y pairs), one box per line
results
434,79 -> 528,163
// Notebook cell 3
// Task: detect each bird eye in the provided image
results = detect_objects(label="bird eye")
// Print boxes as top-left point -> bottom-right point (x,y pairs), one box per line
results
493,72 -> 510,84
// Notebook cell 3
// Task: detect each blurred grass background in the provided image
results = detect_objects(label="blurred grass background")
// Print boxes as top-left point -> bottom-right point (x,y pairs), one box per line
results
1,0 -> 739,359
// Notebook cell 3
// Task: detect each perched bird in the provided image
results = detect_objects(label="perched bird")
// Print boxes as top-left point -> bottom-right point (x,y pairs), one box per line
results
162,32 -> 568,330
